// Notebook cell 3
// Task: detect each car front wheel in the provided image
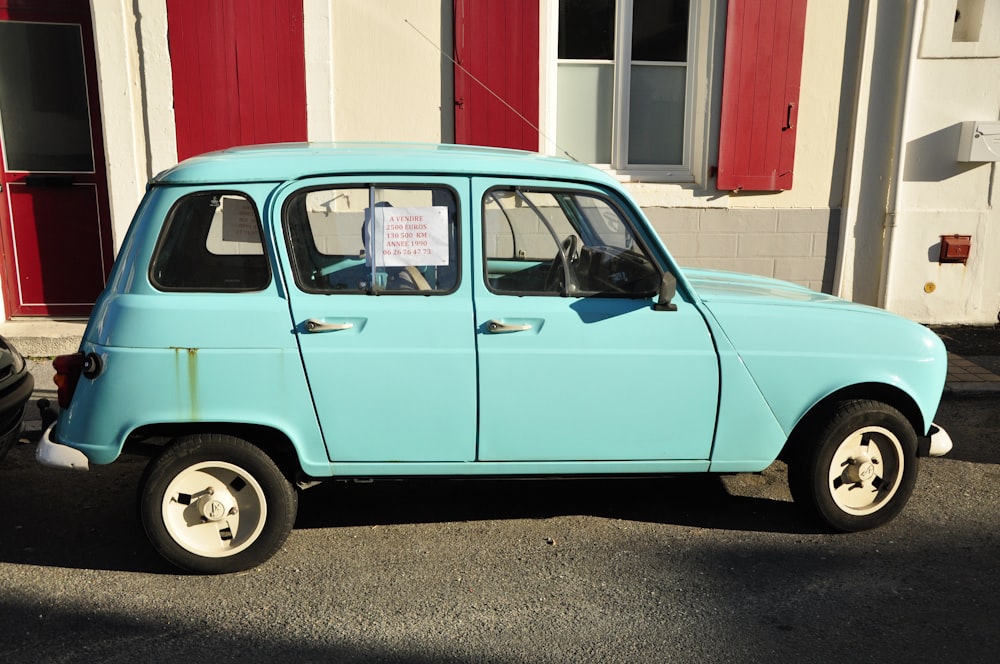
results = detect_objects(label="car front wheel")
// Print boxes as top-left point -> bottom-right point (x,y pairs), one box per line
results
788,400 -> 919,532
139,434 -> 297,574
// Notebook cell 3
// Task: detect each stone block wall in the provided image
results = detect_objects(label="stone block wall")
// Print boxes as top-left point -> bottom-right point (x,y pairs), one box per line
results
644,207 -> 841,293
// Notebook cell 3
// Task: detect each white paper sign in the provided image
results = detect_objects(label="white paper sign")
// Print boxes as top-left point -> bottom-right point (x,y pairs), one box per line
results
221,196 -> 260,243
373,206 -> 449,267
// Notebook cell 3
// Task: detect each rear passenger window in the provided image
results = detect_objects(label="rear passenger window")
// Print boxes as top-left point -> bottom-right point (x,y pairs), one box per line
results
283,185 -> 459,294
150,192 -> 270,292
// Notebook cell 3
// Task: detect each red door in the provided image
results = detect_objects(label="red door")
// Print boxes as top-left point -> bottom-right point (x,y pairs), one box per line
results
0,0 -> 114,317
167,0 -> 307,161
454,0 -> 539,151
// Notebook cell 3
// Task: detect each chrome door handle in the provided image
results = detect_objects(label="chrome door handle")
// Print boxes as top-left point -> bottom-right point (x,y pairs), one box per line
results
487,319 -> 532,334
305,318 -> 354,332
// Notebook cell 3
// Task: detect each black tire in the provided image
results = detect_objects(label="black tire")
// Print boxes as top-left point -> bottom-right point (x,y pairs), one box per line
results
787,400 -> 919,532
139,434 -> 297,574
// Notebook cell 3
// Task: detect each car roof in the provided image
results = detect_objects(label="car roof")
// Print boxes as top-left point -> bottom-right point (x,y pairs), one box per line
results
152,142 -> 619,188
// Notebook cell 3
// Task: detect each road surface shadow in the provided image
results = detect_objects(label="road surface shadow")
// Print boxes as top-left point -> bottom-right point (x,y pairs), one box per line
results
1,438 -> 818,573
0,444 -> 173,574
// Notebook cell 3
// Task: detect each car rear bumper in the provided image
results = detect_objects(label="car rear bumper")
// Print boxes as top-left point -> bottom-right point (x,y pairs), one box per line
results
36,423 -> 90,471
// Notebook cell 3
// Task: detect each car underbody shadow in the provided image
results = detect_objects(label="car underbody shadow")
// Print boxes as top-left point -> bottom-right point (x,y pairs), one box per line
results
2,437 -> 821,575
294,468 -> 822,535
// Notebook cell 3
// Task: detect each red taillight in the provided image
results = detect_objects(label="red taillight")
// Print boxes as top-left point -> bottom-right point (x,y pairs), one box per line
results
53,352 -> 84,409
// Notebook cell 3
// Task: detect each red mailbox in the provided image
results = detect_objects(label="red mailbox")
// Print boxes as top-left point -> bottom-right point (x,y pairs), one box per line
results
939,235 -> 972,264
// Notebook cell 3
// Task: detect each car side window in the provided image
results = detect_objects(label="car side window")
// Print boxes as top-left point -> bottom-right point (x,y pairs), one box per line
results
149,192 -> 270,292
483,187 -> 660,297
284,185 -> 459,294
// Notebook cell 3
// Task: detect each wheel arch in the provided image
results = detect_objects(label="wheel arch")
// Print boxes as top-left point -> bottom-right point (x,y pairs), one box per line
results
125,422 -> 307,482
779,382 -> 924,461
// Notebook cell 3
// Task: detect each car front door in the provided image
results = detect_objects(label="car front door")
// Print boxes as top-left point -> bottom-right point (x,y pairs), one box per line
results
472,178 -> 719,462
278,177 -> 476,462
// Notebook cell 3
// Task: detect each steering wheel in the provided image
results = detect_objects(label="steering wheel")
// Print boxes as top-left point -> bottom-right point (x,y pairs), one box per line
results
544,235 -> 579,293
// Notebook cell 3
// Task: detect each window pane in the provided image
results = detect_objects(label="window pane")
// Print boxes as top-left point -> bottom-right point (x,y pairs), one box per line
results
484,188 -> 658,298
557,63 -> 613,164
569,193 -> 659,296
574,195 -> 633,249
628,64 -> 685,165
484,190 -> 565,294
631,0 -> 689,62
285,186 -> 458,294
151,193 -> 270,292
558,0 -> 615,60
484,190 -> 563,261
0,22 -> 94,172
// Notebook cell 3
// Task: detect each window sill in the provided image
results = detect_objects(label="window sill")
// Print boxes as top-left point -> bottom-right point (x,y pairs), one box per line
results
598,166 -> 696,185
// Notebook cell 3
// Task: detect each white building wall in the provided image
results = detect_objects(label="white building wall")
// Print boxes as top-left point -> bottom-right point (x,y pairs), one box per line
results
83,0 -> 1000,324
880,0 -> 1000,324
90,0 -> 175,251
304,0 -> 336,142
328,0 -> 453,143
631,0 -> 853,294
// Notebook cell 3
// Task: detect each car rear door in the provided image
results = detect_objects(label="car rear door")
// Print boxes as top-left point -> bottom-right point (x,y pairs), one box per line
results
276,177 -> 476,462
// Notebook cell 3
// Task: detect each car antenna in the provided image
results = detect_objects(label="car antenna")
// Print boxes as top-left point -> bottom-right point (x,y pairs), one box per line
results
404,18 -> 579,163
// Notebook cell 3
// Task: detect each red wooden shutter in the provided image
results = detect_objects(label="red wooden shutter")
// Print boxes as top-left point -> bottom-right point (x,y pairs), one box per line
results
453,0 -> 539,151
167,0 -> 307,161
716,0 -> 807,191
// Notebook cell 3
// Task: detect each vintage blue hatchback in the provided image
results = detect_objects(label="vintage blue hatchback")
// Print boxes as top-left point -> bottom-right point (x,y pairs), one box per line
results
38,143 -> 952,573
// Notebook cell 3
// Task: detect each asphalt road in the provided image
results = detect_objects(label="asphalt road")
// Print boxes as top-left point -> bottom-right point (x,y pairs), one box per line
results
1,367 -> 997,663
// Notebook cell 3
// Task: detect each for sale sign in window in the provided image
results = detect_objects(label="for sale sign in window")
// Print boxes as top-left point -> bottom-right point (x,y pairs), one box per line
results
372,206 -> 449,267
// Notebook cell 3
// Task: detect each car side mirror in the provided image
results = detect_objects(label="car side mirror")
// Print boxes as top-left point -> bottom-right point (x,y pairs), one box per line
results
654,273 -> 678,312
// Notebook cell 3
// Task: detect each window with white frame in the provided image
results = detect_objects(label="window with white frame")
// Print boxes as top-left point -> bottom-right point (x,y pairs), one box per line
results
554,0 -> 692,175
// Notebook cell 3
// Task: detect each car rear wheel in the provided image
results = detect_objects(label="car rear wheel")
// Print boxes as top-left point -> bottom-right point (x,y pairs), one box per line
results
788,400 -> 919,532
139,434 -> 297,574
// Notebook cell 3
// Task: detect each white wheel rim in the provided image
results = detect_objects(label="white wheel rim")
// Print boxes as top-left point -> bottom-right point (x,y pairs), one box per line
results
827,425 -> 904,516
160,461 -> 268,558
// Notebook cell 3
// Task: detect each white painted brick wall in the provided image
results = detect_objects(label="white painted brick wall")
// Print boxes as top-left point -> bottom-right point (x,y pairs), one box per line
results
645,207 -> 837,292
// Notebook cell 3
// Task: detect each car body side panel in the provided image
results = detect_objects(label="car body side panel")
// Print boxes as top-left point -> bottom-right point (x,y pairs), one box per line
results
703,300 -> 946,438
320,460 -> 712,475
55,343 -> 330,474
680,269 -> 946,469
708,344 -> 791,472
54,183 -> 331,475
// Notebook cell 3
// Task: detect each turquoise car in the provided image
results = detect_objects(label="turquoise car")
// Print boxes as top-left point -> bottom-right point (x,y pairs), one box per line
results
37,143 -> 952,574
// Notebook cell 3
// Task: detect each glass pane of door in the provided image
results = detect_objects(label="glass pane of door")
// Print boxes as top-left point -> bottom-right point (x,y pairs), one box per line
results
0,22 -> 94,172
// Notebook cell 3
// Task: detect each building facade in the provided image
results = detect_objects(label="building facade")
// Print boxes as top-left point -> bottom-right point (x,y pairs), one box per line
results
0,0 -> 997,323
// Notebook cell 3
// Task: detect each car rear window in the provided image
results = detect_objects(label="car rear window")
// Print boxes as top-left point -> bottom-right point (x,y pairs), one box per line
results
149,191 -> 271,292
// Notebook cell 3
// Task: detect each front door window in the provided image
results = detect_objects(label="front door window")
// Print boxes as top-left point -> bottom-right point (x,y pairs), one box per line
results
483,187 -> 659,297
